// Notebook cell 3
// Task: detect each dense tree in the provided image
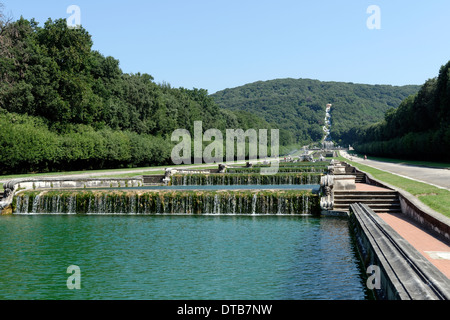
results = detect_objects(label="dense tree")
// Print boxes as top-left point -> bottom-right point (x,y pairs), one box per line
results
350,61 -> 450,161
0,16 -> 279,174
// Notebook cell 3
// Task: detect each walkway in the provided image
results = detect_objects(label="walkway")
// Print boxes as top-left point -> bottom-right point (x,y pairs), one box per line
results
355,183 -> 392,192
378,212 -> 450,278
343,156 -> 450,279
340,150 -> 450,191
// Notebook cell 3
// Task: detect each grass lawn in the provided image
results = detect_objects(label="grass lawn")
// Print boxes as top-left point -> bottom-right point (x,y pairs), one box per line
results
0,166 -> 168,181
0,164 -> 226,182
337,153 -> 450,218
347,150 -> 450,169
90,170 -> 166,179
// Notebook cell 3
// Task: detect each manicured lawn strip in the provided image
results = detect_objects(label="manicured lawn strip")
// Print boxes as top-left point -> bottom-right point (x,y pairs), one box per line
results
90,171 -> 167,179
0,164 -> 222,181
0,166 -> 169,181
337,154 -> 450,218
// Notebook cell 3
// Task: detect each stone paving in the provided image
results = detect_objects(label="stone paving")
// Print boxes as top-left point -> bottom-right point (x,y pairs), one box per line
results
355,183 -> 392,192
378,212 -> 450,279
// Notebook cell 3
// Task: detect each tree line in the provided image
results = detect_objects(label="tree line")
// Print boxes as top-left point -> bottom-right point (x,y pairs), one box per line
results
0,16 -> 276,174
349,61 -> 450,161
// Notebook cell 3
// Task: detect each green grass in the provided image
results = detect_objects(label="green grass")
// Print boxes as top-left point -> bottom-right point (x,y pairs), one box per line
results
0,166 -> 167,181
336,153 -> 450,218
90,170 -> 166,179
0,164 -> 222,181
348,150 -> 450,169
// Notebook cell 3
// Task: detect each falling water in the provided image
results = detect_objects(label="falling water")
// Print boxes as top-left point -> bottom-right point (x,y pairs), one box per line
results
251,193 -> 257,215
12,190 -> 320,216
171,173 -> 323,186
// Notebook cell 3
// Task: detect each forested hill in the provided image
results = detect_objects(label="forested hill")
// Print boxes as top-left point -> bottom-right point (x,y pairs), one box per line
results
350,60 -> 450,161
211,79 -> 420,146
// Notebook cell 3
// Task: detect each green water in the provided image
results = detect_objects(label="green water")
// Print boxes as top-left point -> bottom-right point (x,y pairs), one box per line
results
0,215 -> 369,300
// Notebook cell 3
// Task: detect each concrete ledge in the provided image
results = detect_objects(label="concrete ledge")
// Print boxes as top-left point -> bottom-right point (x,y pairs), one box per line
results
350,203 -> 450,300
321,210 -> 349,217
333,175 -> 356,191
4,178 -> 143,190
1,177 -> 143,213
143,175 -> 165,184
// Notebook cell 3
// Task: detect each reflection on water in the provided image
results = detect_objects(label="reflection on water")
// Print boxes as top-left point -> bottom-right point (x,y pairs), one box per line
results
0,215 -> 369,300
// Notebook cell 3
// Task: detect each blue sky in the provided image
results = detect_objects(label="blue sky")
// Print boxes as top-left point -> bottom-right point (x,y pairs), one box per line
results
3,0 -> 450,93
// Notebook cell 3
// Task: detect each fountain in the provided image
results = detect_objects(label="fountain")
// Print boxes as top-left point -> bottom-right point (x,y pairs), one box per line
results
13,189 -> 320,215
170,173 -> 323,186
4,159 -> 328,217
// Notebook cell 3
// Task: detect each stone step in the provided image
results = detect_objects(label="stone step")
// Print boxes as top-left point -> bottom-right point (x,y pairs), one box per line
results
334,202 -> 400,207
355,173 -> 366,183
333,208 -> 402,214
143,175 -> 165,184
333,187 -> 401,213
364,207 -> 402,213
334,191 -> 398,196
334,203 -> 402,213
334,202 -> 401,206
334,193 -> 397,197
334,199 -> 400,204
371,209 -> 403,213
334,194 -> 398,200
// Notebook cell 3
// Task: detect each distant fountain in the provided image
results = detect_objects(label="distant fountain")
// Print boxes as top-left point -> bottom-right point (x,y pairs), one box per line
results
322,103 -> 335,150
170,173 -> 323,186
5,159 -> 326,217
226,166 -> 326,174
